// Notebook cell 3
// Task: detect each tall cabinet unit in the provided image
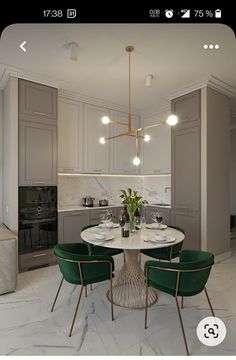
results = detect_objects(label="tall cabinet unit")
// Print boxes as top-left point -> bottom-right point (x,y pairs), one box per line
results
18,79 -> 58,271
171,90 -> 201,250
18,80 -> 58,186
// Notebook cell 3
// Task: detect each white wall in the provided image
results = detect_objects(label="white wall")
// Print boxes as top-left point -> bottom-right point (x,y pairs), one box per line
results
0,90 -> 2,223
3,77 -> 18,232
230,128 -> 236,215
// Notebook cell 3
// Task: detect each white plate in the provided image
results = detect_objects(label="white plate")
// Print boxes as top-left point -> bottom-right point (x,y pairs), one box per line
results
145,223 -> 168,230
145,236 -> 176,244
98,223 -> 119,229
92,235 -> 114,242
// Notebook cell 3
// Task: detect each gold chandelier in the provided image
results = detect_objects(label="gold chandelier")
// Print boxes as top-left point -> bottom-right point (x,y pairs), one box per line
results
99,46 -> 178,166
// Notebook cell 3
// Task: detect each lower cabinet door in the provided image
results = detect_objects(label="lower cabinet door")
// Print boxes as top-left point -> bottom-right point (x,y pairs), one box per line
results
58,211 -> 89,244
171,209 -> 200,250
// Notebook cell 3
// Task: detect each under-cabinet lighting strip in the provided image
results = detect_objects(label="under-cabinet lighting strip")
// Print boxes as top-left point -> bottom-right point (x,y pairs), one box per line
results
58,173 -> 171,178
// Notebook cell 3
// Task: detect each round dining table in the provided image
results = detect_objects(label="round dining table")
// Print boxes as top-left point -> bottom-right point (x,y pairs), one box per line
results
81,225 -> 185,309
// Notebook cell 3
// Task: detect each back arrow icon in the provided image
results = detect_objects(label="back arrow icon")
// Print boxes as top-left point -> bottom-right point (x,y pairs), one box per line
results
20,41 -> 27,52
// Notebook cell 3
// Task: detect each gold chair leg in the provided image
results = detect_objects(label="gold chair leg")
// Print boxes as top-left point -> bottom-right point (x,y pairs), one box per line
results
144,281 -> 148,329
85,285 -> 88,297
123,252 -> 125,263
181,296 -> 184,309
90,284 -> 93,291
51,277 -> 64,312
204,287 -> 215,317
175,296 -> 189,356
69,285 -> 84,337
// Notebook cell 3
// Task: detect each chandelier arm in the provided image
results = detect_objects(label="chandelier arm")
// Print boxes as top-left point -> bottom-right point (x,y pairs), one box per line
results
110,119 -> 129,126
106,131 -> 132,140
141,121 -> 165,131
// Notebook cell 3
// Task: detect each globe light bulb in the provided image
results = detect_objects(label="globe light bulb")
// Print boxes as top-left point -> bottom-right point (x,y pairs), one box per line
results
99,137 -> 106,144
101,116 -> 111,124
166,114 -> 178,126
133,156 -> 141,166
144,134 -> 151,142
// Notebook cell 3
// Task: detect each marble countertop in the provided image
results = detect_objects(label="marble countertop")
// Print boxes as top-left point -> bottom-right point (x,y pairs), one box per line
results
58,204 -> 123,212
148,204 -> 171,209
58,204 -> 171,212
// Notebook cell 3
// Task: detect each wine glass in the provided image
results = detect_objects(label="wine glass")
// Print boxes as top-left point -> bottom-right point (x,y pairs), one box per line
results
140,216 -> 146,230
156,212 -> 163,230
151,212 -> 158,225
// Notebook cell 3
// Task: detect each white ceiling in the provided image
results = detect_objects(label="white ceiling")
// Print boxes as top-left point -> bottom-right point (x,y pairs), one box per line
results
0,24 -> 236,112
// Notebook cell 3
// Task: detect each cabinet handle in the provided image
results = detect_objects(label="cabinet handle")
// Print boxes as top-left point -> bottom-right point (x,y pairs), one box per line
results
92,170 -> 102,172
153,169 -> 160,173
33,253 -> 47,258
33,111 -> 47,116
63,167 -> 75,171
71,212 -> 82,216
31,181 -> 45,184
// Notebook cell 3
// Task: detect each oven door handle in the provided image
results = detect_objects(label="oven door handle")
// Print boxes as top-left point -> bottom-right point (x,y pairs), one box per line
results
20,218 -> 57,225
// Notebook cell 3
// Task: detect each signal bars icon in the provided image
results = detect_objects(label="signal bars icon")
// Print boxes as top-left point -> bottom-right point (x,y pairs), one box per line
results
181,9 -> 190,18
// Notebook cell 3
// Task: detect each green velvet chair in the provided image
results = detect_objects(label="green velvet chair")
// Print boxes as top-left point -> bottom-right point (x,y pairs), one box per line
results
144,250 -> 215,355
141,225 -> 185,262
51,243 -> 114,337
82,224 -> 123,257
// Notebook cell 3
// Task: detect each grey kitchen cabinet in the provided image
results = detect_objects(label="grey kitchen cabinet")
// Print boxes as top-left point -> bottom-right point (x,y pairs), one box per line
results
58,98 -> 83,172
171,90 -> 200,129
171,90 -> 201,250
171,209 -> 200,250
89,207 -> 118,225
19,120 -> 57,185
83,104 -> 109,173
141,110 -> 171,174
145,206 -> 170,225
58,211 -> 89,244
109,111 -> 140,174
19,79 -> 57,124
19,248 -> 56,273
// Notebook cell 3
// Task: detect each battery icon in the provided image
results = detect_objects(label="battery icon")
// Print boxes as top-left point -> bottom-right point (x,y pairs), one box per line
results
215,9 -> 221,18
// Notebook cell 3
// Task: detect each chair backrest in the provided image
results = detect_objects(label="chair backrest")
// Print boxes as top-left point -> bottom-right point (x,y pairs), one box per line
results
146,250 -> 214,297
178,250 -> 214,295
54,243 -> 113,285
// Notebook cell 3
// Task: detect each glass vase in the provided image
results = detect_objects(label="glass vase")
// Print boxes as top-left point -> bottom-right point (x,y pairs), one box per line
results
128,210 -> 136,233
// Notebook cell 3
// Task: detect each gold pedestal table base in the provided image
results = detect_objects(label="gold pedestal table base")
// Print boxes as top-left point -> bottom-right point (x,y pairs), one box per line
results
107,249 -> 157,309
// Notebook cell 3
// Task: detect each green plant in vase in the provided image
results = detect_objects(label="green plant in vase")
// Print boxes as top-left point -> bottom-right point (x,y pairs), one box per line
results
120,188 -> 148,232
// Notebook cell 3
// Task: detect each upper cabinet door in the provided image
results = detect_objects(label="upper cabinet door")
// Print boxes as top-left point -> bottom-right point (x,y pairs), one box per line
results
83,104 -> 109,173
171,90 -> 200,129
19,121 -> 57,186
19,79 -> 57,124
141,111 -> 171,174
109,111 -> 140,174
58,98 -> 83,173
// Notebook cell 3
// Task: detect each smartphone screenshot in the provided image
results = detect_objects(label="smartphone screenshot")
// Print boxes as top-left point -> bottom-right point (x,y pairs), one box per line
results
0,5 -> 235,358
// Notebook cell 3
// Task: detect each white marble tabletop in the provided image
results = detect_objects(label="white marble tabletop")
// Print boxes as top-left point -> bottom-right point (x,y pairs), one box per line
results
81,225 -> 184,250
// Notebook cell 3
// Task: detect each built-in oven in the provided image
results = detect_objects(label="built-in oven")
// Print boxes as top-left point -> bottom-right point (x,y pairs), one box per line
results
18,186 -> 57,254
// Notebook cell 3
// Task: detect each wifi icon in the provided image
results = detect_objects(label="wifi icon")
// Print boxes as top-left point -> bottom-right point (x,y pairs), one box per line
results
181,9 -> 190,18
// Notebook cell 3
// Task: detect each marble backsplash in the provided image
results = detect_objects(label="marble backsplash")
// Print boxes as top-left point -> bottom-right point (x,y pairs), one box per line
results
58,175 -> 171,207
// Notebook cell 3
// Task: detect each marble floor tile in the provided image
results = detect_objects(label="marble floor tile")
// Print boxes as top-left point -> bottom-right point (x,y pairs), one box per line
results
0,246 -> 236,356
